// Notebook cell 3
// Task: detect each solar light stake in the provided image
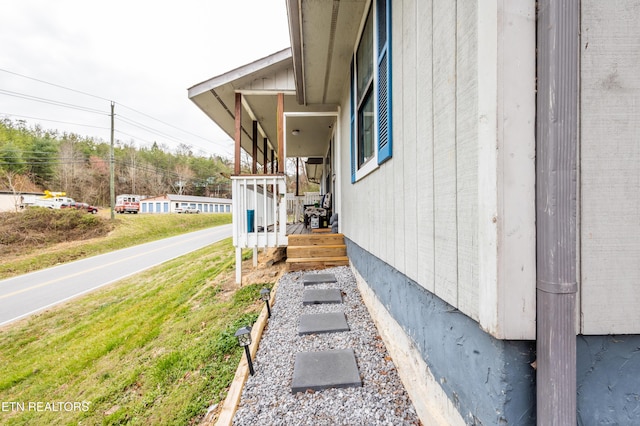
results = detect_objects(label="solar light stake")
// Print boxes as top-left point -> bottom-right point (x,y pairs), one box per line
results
260,287 -> 272,318
234,326 -> 254,375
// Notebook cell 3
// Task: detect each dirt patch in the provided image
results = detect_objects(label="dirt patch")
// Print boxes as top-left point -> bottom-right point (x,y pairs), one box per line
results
0,208 -> 113,256
214,249 -> 287,302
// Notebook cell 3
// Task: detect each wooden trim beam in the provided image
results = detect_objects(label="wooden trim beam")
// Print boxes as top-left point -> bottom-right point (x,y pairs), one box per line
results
234,93 -> 242,175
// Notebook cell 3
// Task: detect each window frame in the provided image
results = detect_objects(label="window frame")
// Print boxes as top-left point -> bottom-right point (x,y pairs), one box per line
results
351,0 -> 392,183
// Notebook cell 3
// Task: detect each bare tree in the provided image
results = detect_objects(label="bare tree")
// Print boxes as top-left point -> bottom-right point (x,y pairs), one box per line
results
171,163 -> 194,195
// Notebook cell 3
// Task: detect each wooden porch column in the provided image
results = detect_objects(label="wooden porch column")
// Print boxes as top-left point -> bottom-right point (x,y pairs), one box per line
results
234,93 -> 242,175
277,92 -> 284,173
252,120 -> 258,174
263,138 -> 268,174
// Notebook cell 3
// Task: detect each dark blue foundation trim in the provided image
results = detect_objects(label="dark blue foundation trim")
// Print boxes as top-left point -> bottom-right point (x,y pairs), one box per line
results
346,239 -> 640,425
576,335 -> 640,425
346,239 -> 536,424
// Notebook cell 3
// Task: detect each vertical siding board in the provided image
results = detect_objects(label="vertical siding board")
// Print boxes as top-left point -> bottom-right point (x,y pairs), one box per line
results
580,1 -> 640,334
341,88 -> 357,243
416,0 -> 435,292
432,0 -> 458,307
371,170 -> 382,259
403,0 -> 419,280
391,0 -> 405,271
455,0 -> 479,320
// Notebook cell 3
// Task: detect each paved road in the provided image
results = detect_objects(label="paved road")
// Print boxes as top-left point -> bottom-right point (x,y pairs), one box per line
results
0,224 -> 232,327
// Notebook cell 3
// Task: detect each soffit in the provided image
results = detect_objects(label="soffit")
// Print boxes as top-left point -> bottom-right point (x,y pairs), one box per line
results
288,0 -> 368,106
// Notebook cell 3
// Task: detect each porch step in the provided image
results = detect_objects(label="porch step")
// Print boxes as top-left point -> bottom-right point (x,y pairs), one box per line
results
287,244 -> 347,259
311,228 -> 332,233
286,233 -> 348,271
288,233 -> 345,246
285,256 -> 350,271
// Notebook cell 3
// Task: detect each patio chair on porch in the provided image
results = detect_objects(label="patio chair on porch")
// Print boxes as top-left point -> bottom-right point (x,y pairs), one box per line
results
304,192 -> 331,229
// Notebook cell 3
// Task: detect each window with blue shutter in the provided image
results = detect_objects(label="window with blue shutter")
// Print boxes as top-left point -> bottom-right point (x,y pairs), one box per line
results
351,0 -> 392,183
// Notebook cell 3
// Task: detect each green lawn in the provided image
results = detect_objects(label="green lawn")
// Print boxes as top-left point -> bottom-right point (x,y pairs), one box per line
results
0,213 -> 270,425
0,238 -> 267,425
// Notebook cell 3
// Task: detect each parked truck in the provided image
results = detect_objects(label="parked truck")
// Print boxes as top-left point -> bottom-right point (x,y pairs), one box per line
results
115,194 -> 140,214
33,191 -> 75,209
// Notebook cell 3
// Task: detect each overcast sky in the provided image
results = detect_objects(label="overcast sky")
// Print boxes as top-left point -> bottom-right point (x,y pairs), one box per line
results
0,0 -> 290,159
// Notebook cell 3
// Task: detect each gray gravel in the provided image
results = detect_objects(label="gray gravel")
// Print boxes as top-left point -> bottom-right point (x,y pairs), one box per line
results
233,266 -> 420,425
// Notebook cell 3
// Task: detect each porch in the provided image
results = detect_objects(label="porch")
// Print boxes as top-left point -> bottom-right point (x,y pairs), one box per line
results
231,174 -> 346,282
189,49 -> 343,284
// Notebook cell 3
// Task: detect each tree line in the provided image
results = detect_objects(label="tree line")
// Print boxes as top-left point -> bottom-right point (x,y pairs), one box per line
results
0,118 -> 234,206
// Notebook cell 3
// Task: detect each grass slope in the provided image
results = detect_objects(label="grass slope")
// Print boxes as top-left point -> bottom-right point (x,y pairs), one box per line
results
0,239 -> 266,425
0,212 -> 270,425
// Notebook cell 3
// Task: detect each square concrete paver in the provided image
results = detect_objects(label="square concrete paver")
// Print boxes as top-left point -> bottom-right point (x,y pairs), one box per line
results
302,273 -> 338,286
298,312 -> 349,335
302,288 -> 343,305
291,349 -> 362,393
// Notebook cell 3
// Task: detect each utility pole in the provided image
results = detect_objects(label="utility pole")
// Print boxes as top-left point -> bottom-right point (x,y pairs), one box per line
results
110,101 -> 115,220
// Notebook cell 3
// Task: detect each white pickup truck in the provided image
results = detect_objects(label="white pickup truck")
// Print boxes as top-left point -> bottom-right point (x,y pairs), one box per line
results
175,206 -> 200,214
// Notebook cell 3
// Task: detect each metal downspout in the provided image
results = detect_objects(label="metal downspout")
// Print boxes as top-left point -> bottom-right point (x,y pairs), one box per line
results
536,1 -> 579,424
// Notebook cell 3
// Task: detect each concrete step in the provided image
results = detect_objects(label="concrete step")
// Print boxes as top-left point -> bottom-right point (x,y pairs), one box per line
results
302,272 -> 338,285
291,349 -> 362,393
302,288 -> 343,305
298,312 -> 350,335
287,244 -> 347,259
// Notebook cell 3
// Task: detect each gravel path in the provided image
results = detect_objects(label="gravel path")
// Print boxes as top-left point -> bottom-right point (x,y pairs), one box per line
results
233,266 -> 420,425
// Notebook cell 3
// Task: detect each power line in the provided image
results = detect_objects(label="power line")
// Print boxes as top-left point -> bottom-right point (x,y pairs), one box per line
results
116,115 -> 187,146
0,67 -> 230,154
0,89 -> 107,115
0,68 -> 113,103
0,112 -> 110,132
117,102 -> 222,146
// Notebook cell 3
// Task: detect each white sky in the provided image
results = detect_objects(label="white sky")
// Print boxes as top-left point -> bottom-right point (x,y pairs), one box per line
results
0,0 -> 291,159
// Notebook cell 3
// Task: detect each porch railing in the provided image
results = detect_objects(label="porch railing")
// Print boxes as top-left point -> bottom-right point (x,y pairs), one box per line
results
286,192 -> 322,223
232,175 -> 288,250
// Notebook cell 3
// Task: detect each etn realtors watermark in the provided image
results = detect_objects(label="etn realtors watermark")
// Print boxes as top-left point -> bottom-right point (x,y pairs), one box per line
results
2,401 -> 91,412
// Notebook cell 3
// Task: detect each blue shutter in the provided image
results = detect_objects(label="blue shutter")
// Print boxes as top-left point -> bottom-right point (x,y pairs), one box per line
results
377,0 -> 392,164
350,59 -> 356,183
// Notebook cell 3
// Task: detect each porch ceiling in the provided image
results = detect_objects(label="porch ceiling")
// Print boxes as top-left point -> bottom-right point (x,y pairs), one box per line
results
286,0 -> 368,106
188,48 -> 337,164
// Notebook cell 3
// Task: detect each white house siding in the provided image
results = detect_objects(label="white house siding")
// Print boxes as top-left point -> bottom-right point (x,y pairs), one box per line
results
340,0 -> 536,339
455,1 -> 479,319
580,1 -> 640,335
415,0 -> 435,295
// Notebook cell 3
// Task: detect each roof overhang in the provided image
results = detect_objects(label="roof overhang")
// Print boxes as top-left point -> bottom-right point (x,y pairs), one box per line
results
189,1 -> 368,163
188,48 -> 337,162
286,0 -> 368,106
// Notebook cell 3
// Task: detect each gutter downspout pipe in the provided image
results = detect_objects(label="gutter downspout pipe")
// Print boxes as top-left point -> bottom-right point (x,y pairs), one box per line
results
536,1 -> 579,424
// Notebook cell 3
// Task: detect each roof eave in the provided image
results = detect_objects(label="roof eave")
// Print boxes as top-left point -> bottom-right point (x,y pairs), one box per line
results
188,48 -> 293,98
286,0 -> 306,105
